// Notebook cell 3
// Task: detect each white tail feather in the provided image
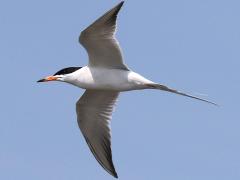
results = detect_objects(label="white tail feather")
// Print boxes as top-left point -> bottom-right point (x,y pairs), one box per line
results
147,83 -> 218,106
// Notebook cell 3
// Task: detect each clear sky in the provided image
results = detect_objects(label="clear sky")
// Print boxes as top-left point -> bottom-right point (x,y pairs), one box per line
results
0,0 -> 239,179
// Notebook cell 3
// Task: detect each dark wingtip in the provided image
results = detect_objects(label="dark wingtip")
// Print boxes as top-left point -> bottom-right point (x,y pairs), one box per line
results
113,172 -> 118,178
111,168 -> 118,178
118,1 -> 124,9
119,1 -> 124,6
114,1 -> 124,12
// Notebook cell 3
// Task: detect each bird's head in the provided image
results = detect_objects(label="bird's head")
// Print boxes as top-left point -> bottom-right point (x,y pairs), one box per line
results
37,67 -> 81,83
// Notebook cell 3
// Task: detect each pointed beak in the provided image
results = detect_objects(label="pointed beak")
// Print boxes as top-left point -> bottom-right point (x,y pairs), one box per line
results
37,76 -> 58,83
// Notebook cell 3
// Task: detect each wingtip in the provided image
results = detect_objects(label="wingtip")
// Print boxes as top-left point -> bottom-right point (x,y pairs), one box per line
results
105,159 -> 118,178
116,1 -> 124,10
112,171 -> 118,178
119,1 -> 125,6
107,160 -> 118,178
112,1 -> 124,17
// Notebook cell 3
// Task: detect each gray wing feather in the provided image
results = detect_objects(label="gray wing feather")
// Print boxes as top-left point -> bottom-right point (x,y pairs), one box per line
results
76,90 -> 119,178
79,1 -> 129,70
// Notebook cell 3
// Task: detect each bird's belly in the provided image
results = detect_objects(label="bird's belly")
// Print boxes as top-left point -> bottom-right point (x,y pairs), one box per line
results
71,67 -> 152,91
78,75 -> 136,91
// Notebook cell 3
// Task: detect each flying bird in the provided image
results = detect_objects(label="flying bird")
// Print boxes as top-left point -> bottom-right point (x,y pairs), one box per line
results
38,1 -> 216,178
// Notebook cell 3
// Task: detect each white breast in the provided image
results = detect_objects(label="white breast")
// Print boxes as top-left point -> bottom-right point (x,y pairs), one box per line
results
65,66 -> 153,91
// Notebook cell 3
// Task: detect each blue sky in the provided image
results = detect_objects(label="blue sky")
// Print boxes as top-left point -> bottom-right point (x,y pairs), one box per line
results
0,0 -> 239,179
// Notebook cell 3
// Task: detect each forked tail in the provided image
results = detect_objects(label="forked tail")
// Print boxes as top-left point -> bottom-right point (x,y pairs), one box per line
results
146,83 -> 218,106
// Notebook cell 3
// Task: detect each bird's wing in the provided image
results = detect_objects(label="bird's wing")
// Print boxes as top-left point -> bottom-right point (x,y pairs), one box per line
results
79,1 -> 129,70
76,90 -> 119,178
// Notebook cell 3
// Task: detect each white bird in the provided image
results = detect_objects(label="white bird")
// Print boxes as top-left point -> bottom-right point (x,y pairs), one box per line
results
38,1 -> 216,178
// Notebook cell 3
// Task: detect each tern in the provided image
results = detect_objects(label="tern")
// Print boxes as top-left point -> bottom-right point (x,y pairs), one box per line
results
38,1 -> 216,178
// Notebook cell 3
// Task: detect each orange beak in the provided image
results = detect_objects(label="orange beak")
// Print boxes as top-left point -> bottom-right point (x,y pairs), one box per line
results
37,76 -> 58,82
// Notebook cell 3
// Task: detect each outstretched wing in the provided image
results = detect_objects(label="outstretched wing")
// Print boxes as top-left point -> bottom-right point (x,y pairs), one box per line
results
76,90 -> 119,178
79,1 -> 129,70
